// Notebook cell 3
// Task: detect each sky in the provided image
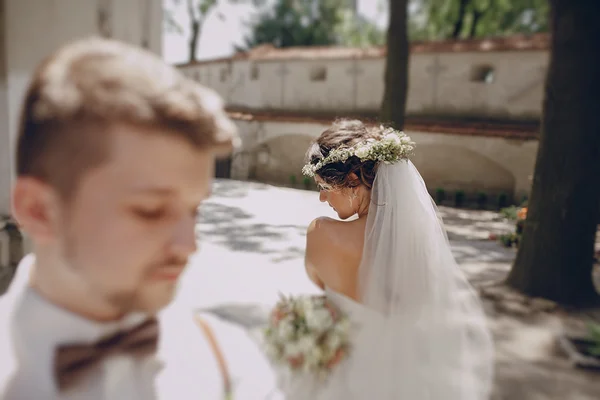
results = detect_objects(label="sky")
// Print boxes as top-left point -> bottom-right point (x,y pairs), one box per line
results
162,0 -> 389,64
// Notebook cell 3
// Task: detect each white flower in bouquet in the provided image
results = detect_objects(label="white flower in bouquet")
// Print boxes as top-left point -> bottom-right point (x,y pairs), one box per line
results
276,316 -> 295,341
334,318 -> 351,333
298,335 -> 317,352
305,307 -> 333,332
325,331 -> 343,350
283,340 -> 303,358
306,346 -> 324,366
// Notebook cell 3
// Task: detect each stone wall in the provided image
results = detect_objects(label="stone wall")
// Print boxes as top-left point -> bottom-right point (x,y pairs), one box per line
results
178,35 -> 549,121
230,119 -> 538,203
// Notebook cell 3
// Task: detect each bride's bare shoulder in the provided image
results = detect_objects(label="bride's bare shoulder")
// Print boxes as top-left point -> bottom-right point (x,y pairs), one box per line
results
307,217 -> 342,238
307,216 -> 338,231
305,217 -> 345,268
306,217 -> 362,252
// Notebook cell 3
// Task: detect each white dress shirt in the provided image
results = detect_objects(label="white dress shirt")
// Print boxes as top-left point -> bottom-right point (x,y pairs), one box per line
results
0,255 -> 282,400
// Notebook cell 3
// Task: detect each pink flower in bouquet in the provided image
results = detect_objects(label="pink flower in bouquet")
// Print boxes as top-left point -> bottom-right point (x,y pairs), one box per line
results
287,354 -> 304,369
326,348 -> 345,369
325,303 -> 338,320
270,308 -> 286,325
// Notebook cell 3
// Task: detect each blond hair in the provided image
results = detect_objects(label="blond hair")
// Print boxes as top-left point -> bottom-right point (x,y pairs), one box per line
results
16,37 -> 238,198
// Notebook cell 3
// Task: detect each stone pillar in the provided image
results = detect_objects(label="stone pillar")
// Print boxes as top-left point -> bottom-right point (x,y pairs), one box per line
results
0,0 -> 162,293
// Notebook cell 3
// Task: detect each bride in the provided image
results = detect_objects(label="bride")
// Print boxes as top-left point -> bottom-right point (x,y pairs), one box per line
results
281,119 -> 495,399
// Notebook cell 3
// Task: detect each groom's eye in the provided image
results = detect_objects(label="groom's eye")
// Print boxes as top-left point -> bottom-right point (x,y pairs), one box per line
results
132,207 -> 166,221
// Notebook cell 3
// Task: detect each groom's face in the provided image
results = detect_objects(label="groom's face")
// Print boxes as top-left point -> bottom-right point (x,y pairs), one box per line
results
51,124 -> 213,313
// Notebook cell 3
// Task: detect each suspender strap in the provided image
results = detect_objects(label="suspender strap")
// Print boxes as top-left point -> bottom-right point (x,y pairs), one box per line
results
194,315 -> 233,399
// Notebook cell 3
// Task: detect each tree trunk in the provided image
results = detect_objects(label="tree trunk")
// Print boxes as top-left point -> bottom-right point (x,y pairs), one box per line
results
469,9 -> 483,38
189,19 -> 200,62
506,0 -> 600,307
380,0 -> 409,130
451,0 -> 470,39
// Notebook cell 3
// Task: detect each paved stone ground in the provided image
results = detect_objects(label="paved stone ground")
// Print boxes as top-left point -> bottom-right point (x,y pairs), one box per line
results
170,179 -> 600,399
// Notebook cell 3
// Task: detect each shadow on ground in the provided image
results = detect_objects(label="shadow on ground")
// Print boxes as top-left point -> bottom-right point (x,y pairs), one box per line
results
198,201 -> 306,263
210,179 -> 272,198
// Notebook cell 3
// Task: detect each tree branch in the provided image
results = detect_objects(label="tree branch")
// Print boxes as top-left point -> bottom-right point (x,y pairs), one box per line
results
452,0 -> 471,39
187,0 -> 198,23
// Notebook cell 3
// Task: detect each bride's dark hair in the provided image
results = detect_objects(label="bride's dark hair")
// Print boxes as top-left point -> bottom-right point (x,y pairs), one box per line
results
305,119 -> 384,189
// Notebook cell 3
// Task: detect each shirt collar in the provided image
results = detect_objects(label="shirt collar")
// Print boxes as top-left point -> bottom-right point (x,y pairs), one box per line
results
10,255 -> 150,349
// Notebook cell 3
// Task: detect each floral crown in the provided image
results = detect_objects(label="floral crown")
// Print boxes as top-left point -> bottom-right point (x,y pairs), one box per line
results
302,127 -> 415,177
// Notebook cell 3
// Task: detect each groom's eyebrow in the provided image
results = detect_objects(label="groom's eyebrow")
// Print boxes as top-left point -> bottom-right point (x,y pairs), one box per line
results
130,186 -> 212,201
130,187 -> 175,196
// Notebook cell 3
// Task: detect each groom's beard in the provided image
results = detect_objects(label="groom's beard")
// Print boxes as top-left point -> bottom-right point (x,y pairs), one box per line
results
62,228 -> 187,315
105,254 -> 189,315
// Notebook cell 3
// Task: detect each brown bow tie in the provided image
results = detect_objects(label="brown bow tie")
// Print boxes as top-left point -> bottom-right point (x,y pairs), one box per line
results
54,317 -> 159,391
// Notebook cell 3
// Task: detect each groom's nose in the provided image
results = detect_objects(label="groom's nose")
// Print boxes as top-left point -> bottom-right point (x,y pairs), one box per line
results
168,214 -> 197,257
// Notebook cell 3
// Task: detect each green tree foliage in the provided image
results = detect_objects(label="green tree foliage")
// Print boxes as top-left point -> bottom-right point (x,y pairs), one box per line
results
239,0 -> 385,50
409,0 -> 549,40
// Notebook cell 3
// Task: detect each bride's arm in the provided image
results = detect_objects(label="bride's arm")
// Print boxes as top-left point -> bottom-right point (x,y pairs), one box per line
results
304,218 -> 330,290
306,263 -> 325,290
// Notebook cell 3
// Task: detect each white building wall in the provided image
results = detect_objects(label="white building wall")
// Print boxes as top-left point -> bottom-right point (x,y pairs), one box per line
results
178,49 -> 549,119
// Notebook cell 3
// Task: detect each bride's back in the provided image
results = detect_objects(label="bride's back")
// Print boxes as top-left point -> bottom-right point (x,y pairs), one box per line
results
302,120 -> 383,301
305,216 -> 367,301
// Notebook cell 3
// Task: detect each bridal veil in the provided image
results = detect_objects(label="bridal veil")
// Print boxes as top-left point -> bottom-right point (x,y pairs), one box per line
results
357,160 -> 495,399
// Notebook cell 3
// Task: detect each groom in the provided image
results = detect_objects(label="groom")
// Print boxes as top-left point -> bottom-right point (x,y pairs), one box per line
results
0,38 -> 279,399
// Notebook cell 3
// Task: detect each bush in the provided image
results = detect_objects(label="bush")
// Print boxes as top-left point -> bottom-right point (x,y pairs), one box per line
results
520,195 -> 529,207
454,190 -> 465,208
289,174 -> 297,186
515,219 -> 525,235
500,205 -> 519,220
435,188 -> 445,204
303,176 -> 312,190
497,205 -> 527,247
498,233 -> 516,247
498,192 -> 509,209
476,192 -> 488,209
498,232 -> 520,248
589,323 -> 600,356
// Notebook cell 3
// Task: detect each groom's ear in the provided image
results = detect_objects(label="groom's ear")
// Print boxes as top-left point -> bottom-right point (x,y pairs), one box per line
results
12,176 -> 61,243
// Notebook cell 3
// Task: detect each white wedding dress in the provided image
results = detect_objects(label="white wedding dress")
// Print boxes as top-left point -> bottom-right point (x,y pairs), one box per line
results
276,161 -> 495,400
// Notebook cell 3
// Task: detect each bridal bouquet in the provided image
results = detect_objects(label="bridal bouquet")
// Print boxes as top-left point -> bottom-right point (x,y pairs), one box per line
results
263,294 -> 351,380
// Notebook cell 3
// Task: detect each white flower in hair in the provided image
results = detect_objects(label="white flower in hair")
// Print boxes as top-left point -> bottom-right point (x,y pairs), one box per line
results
354,145 -> 370,159
302,127 -> 415,177
384,133 -> 401,145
